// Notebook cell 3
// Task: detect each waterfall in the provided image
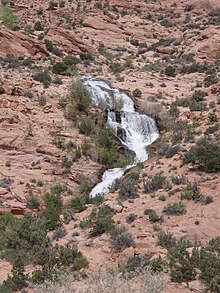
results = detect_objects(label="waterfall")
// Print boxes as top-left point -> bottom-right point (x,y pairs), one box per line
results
83,77 -> 159,197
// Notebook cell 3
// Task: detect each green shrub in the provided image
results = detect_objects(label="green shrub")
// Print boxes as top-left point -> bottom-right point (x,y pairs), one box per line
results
26,193 -> 40,210
34,21 -> 44,31
118,172 -> 139,201
40,207 -> 61,231
80,52 -> 93,62
181,183 -> 203,202
183,139 -> 220,172
144,173 -> 166,193
210,276 -> 220,292
61,157 -> 72,169
38,95 -> 47,106
208,112 -> 218,123
164,66 -> 176,77
59,0 -> 65,7
189,100 -> 207,111
150,255 -> 168,273
68,197 -> 86,213
52,227 -> 67,240
79,179 -> 92,195
191,90 -> 207,102
52,61 -> 68,75
78,117 -> 95,135
63,55 -> 79,66
73,256 -> 89,271
109,62 -> 121,74
44,39 -> 62,56
83,205 -> 115,236
200,237 -> 220,287
98,148 -> 118,167
48,1 -> 58,10
132,88 -> 142,97
69,81 -> 90,112
0,5 -> 17,29
110,226 -> 135,252
0,284 -> 11,293
0,86 -> 5,94
33,69 -> 51,88
4,257 -> 28,291
44,191 -> 62,212
163,202 -> 186,216
169,241 -> 198,282
126,213 -> 137,224
144,209 -> 162,223
204,75 -> 219,87
123,254 -> 151,273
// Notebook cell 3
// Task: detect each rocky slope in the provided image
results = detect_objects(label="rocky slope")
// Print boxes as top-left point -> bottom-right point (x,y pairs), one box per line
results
0,0 -> 220,292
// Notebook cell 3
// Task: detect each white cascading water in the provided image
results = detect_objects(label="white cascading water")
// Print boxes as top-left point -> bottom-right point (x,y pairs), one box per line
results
83,77 -> 159,197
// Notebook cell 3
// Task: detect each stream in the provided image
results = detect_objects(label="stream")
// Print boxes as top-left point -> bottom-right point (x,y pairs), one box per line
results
83,77 -> 159,197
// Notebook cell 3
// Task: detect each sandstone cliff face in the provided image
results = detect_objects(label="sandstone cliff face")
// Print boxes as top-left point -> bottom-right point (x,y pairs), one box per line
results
0,23 -> 48,58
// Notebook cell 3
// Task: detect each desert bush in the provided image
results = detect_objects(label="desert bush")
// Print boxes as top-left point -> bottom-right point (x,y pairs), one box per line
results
0,86 -> 5,94
44,39 -> 62,56
118,172 -> 139,201
189,100 -> 207,111
144,173 -> 166,193
210,276 -> 220,293
0,5 -> 17,29
158,144 -> 180,158
60,0 -> 65,8
181,182 -> 203,202
33,268 -> 167,293
78,117 -> 95,135
109,62 -> 122,74
80,52 -> 93,62
126,213 -> 137,224
163,202 -> 186,216
52,227 -> 67,240
183,138 -> 220,172
52,61 -> 68,75
110,226 -> 135,252
204,196 -> 214,205
170,175 -> 187,185
204,75 -> 219,87
208,112 -> 218,123
48,1 -> 58,10
69,81 -> 90,112
4,257 -> 28,291
200,237 -> 220,288
33,69 -> 51,88
157,231 -> 176,249
81,205 -> 115,236
164,66 -> 176,77
38,95 -> 47,106
26,193 -> 41,210
169,241 -> 198,282
150,255 -> 168,273
132,88 -> 142,97
191,90 -> 207,102
123,254 -> 151,273
168,104 -> 180,118
34,21 -> 44,31
68,197 -> 87,213
144,209 -> 162,223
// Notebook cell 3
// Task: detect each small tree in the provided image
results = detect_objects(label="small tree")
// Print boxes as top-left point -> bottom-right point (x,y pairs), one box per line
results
0,5 -> 17,29
69,81 -> 90,112
164,66 -> 176,77
4,257 -> 28,291
183,139 -> 220,173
